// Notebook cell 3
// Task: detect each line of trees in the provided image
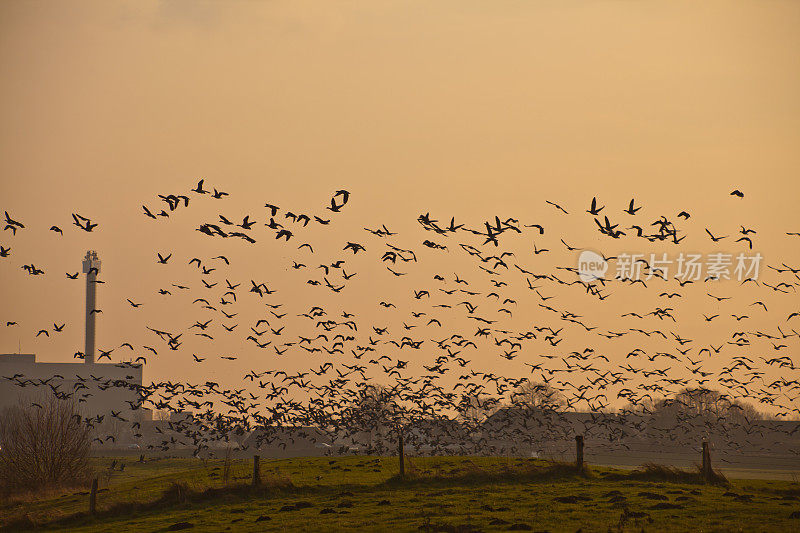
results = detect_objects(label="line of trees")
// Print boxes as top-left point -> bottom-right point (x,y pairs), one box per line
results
349,381 -> 776,430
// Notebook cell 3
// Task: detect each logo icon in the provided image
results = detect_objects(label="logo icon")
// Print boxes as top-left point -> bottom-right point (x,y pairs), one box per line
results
578,250 -> 608,282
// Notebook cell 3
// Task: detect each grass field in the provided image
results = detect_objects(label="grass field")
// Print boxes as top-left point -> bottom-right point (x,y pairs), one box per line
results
2,455 -> 800,532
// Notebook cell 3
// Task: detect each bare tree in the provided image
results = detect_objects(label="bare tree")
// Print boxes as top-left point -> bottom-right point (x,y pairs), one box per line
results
653,388 -> 762,423
153,409 -> 171,422
458,393 -> 501,424
0,396 -> 91,493
509,381 -> 566,411
348,384 -> 402,453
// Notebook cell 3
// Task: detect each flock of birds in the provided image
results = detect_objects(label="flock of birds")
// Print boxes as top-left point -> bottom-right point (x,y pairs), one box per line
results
2,182 -> 800,459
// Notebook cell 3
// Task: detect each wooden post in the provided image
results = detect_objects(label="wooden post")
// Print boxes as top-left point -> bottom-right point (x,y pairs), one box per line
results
702,441 -> 711,481
139,454 -> 144,463
89,478 -> 98,515
252,455 -> 261,486
575,435 -> 584,470
398,427 -> 405,480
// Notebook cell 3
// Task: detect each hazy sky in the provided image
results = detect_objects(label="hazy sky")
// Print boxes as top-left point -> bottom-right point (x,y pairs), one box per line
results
1,1 -> 799,411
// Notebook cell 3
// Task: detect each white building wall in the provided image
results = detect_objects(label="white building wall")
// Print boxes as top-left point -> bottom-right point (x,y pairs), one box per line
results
0,354 -> 144,425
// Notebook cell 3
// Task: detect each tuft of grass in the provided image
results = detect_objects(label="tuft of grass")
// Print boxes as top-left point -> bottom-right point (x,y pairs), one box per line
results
604,462 -> 729,486
0,466 -> 295,531
384,457 -> 591,486
0,481 -> 90,507
0,514 -> 35,532
153,472 -> 294,508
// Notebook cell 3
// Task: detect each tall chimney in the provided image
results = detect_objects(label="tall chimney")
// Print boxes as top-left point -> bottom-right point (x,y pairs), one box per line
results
82,251 -> 101,364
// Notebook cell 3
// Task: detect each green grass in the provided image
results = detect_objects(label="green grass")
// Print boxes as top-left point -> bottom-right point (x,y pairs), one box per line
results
2,455 -> 800,532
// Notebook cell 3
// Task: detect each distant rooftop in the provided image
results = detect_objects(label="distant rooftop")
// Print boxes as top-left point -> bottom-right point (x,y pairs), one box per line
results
0,353 -> 142,371
0,354 -> 35,363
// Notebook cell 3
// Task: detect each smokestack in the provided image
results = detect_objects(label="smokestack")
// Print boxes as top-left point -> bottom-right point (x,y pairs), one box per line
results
82,251 -> 101,364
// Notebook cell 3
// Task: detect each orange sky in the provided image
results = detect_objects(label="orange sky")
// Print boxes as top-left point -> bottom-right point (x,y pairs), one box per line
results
1,1 -> 799,413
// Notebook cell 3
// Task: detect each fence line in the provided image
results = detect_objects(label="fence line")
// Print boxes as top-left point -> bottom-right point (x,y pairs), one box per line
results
5,435 -> 800,529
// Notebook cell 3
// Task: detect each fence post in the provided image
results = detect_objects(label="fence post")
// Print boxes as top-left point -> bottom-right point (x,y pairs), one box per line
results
702,441 -> 711,481
575,435 -> 584,471
89,478 -> 98,515
252,455 -> 261,487
398,427 -> 405,480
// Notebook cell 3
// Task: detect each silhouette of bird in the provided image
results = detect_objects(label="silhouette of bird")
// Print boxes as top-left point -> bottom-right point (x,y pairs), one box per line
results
705,228 -> 727,242
344,242 -> 366,254
191,179 -> 208,194
623,199 -> 642,215
587,197 -> 604,215
71,213 -> 98,232
545,200 -> 568,214
4,211 -> 24,233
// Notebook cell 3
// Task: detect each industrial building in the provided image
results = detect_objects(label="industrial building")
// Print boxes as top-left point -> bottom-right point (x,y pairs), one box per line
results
0,251 -> 146,444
